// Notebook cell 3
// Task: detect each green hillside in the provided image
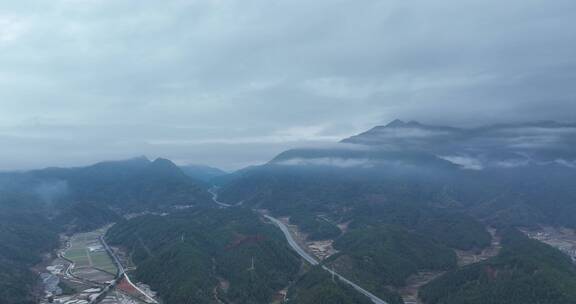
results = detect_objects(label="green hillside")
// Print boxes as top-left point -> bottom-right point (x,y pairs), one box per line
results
420,228 -> 576,304
0,212 -> 58,304
323,225 -> 456,303
106,208 -> 301,304
288,267 -> 375,304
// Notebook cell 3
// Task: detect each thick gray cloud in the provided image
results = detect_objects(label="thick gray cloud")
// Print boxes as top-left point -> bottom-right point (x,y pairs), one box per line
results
1,0 -> 575,170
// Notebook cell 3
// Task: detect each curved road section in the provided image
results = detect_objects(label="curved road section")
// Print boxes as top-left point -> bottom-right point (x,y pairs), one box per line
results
209,187 -> 232,208
209,190 -> 387,304
263,215 -> 388,304
264,215 -> 319,266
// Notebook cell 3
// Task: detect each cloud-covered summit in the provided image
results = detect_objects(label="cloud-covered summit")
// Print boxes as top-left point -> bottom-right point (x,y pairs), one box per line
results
273,120 -> 576,170
1,0 -> 576,170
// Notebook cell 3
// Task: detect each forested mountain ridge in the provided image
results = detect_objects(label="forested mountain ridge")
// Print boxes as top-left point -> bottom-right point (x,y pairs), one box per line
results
27,157 -> 212,211
288,267 -> 375,304
1,121 -> 575,304
105,207 -> 384,304
219,120 -> 576,229
215,120 -> 576,303
106,208 -> 301,303
341,120 -> 576,166
180,164 -> 227,183
0,156 -> 217,304
0,210 -> 59,304
420,228 -> 576,304
326,224 -> 457,303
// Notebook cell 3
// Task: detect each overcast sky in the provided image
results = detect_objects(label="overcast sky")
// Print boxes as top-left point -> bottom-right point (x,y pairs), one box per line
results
1,0 -> 575,170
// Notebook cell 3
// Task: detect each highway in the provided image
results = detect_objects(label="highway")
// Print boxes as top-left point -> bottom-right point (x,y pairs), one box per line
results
264,214 -> 388,304
263,215 -> 319,266
209,190 -> 388,304
100,236 -> 125,275
99,235 -> 158,304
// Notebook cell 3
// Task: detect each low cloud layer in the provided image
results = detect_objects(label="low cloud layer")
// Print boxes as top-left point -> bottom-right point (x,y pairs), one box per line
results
438,156 -> 484,170
275,157 -> 374,168
343,121 -> 576,170
1,0 -> 576,170
34,180 -> 69,205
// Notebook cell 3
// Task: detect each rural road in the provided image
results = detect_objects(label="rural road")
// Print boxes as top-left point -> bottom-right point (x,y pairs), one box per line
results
209,187 -> 232,208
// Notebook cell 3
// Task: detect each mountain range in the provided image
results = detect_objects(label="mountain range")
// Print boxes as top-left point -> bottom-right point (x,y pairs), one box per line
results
1,120 -> 576,304
272,119 -> 576,170
220,120 -> 576,228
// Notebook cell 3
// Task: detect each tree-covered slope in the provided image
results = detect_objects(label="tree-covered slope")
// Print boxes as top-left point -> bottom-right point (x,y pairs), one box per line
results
289,212 -> 342,240
288,267 -> 375,304
324,225 -> 456,303
420,228 -> 576,304
30,157 -> 212,211
179,164 -> 227,183
0,188 -> 121,304
0,156 -> 206,304
54,202 -> 120,232
0,212 -> 59,304
106,208 -> 301,304
348,203 -> 492,251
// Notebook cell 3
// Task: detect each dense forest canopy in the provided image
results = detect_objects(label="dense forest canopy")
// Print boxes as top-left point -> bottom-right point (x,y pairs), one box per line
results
420,229 -> 576,304
106,208 -> 377,304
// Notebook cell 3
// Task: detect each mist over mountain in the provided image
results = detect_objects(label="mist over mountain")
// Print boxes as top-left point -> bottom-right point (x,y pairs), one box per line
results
220,120 -> 576,228
269,119 -> 576,170
209,120 -> 576,303
0,156 -> 212,214
1,120 -> 575,304
179,164 -> 228,183
2,0 -> 576,302
0,156 -> 218,304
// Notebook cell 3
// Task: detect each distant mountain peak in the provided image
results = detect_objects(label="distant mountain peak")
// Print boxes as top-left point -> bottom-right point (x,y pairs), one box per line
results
138,158 -> 192,182
405,120 -> 423,127
151,157 -> 179,168
385,119 -> 407,128
146,158 -> 182,174
133,155 -> 151,162
115,155 -> 152,167
341,120 -> 462,145
384,119 -> 423,128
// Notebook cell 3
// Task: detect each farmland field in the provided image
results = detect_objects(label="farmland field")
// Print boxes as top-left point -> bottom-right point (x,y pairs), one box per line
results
63,227 -> 118,278
92,251 -> 118,274
63,246 -> 90,266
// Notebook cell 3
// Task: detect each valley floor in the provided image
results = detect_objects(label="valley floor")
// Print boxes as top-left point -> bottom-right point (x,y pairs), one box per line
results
38,226 -> 159,304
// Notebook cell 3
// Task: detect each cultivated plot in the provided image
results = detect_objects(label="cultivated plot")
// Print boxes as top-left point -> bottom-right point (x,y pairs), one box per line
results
63,228 -> 118,282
